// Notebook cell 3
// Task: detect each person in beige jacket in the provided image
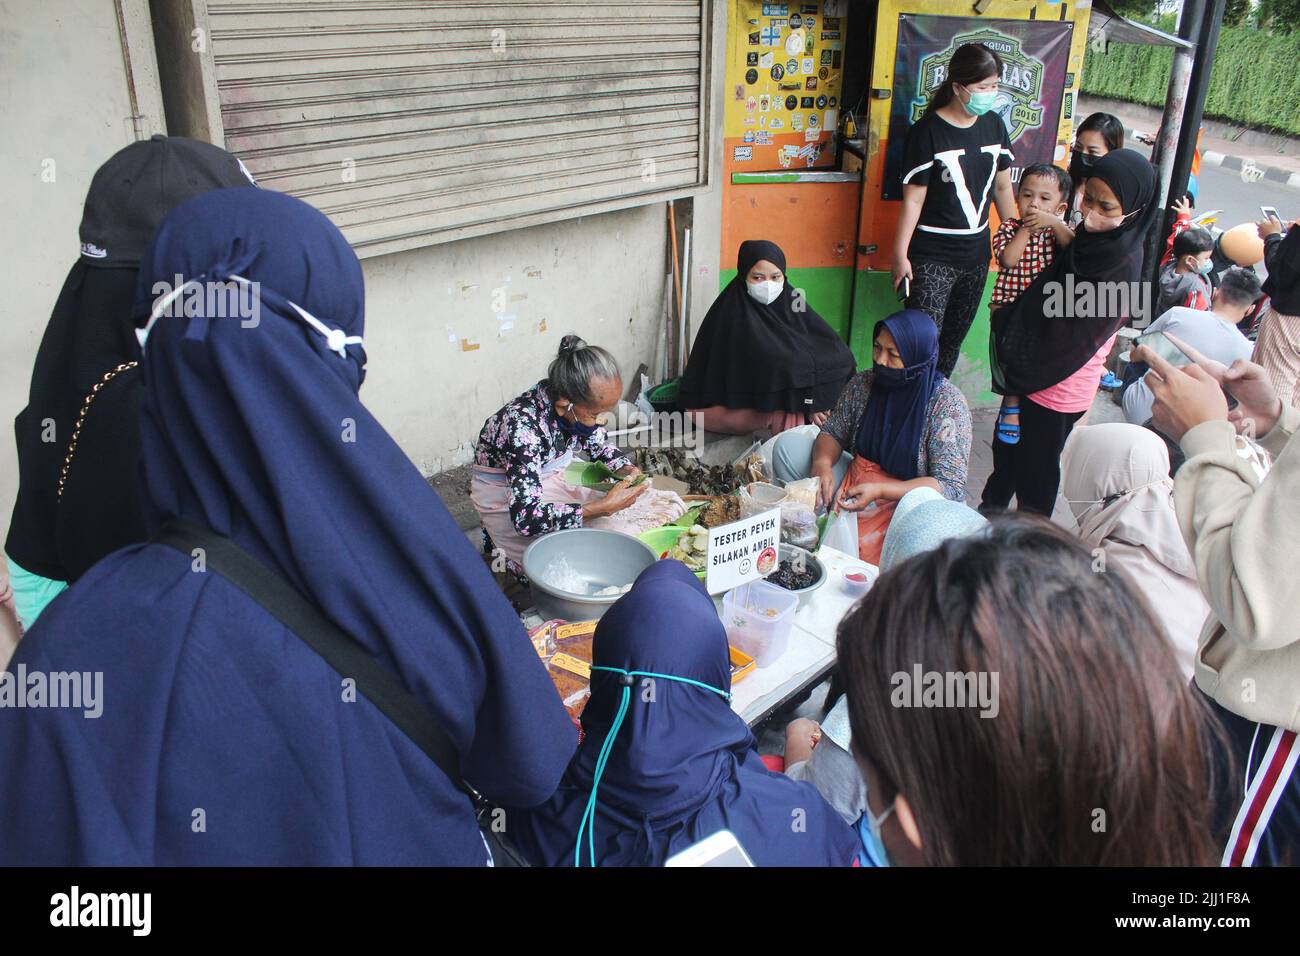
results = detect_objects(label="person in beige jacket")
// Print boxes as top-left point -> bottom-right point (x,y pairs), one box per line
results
1137,339 -> 1298,867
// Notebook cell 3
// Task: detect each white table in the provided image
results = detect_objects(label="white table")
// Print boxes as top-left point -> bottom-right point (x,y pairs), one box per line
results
522,545 -> 878,728
723,546 -> 878,726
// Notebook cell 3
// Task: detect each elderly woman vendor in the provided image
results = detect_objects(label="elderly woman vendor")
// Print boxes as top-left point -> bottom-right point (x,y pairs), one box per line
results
770,309 -> 972,565
471,335 -> 654,574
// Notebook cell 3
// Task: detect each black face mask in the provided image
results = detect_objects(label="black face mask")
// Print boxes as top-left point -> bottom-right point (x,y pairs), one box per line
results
1068,148 -> 1096,186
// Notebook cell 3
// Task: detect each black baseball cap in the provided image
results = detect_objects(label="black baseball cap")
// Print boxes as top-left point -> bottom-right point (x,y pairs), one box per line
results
78,134 -> 256,267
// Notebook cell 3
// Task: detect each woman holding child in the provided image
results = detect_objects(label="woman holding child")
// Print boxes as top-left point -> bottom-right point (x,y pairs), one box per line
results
982,148 -> 1158,516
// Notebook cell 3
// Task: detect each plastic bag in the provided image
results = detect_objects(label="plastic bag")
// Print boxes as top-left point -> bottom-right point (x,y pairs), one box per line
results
783,477 -> 819,510
738,481 -> 787,518
782,508 -> 819,550
730,441 -> 771,484
634,373 -> 656,422
778,479 -> 820,549
739,481 -> 818,550
820,509 -> 859,557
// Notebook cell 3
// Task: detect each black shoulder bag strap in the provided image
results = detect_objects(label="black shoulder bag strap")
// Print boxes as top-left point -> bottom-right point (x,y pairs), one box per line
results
152,520 -> 534,865
151,519 -> 483,809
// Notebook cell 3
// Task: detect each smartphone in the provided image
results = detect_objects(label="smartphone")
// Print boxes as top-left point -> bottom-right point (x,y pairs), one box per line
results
1261,205 -> 1282,225
896,275 -> 910,302
664,829 -> 756,867
1134,330 -> 1194,368
1136,331 -> 1239,410
665,832 -> 759,868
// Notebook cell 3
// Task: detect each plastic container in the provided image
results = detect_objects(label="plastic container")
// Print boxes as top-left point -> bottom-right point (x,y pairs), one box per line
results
841,569 -> 871,598
722,579 -> 799,668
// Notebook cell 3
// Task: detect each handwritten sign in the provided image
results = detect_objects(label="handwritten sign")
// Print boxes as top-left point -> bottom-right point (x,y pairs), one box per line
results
705,508 -> 781,595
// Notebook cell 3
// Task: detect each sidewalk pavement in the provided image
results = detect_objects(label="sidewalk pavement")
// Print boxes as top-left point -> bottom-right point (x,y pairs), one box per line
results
1079,95 -> 1300,191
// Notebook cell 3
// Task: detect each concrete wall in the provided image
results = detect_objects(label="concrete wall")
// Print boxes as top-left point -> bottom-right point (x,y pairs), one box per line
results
361,204 -> 672,475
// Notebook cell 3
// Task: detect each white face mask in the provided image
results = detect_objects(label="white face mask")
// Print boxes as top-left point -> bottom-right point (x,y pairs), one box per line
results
746,279 -> 784,305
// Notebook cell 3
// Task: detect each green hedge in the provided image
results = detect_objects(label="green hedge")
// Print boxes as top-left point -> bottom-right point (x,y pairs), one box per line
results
1080,26 -> 1300,136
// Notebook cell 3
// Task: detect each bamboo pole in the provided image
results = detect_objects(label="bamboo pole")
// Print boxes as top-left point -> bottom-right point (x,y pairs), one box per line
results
667,201 -> 683,376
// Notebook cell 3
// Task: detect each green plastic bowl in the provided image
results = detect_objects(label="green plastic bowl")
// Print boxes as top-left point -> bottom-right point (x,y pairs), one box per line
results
638,525 -> 707,580
647,378 -> 681,413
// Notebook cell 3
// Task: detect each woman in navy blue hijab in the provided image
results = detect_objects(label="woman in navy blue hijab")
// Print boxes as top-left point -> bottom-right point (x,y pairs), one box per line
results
509,560 -> 858,867
0,188 -> 577,865
770,309 -> 973,564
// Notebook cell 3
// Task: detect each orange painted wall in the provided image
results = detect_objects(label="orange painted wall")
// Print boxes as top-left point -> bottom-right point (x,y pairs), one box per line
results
721,178 -> 859,270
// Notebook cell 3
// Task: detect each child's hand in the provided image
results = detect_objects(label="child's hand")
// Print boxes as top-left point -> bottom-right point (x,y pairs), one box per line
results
1171,195 -> 1192,219
1022,209 -> 1055,232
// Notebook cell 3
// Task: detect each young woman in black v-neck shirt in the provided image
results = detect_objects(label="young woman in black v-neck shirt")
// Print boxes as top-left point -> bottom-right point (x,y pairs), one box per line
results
891,43 -> 1018,378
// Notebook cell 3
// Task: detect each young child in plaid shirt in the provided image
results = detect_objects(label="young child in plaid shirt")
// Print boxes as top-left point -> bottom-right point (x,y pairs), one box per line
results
990,163 -> 1075,444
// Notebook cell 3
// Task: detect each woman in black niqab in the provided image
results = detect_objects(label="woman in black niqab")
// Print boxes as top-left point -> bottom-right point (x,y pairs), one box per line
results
5,136 -> 253,628
679,240 -> 856,434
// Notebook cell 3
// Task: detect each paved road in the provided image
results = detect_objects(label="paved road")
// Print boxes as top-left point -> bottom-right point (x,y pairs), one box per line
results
1190,158 -> 1297,238
1130,140 -> 1290,280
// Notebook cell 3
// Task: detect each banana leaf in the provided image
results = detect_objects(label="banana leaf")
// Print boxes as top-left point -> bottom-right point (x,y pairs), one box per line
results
563,460 -> 617,490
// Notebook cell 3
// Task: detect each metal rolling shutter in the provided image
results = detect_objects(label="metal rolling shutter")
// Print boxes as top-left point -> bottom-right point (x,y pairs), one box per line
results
203,0 -> 710,257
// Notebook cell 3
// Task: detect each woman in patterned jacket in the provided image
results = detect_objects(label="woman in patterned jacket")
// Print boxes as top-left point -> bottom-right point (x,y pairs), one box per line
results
471,336 -> 651,576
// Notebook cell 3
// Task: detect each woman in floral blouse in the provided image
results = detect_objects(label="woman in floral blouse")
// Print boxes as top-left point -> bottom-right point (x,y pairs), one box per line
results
770,310 -> 973,564
471,336 -> 648,574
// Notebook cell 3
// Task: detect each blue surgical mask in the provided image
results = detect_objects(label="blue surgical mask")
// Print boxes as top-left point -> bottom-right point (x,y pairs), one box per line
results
857,799 -> 896,867
961,85 -> 998,116
1197,259 -> 1215,276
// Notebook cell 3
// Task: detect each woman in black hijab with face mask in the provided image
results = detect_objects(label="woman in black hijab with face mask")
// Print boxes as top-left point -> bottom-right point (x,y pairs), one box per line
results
1066,112 -> 1125,227
679,240 -> 856,435
4,136 -> 253,629
983,147 -> 1158,517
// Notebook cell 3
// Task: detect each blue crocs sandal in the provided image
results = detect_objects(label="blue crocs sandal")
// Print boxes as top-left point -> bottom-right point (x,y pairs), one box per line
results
995,404 -> 1021,445
1099,371 -> 1122,391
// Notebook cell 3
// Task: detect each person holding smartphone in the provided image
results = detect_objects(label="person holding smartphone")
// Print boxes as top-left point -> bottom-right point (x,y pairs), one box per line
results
892,42 -> 1017,378
1135,344 -> 1300,867
1254,212 -> 1300,407
1123,267 -> 1261,427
